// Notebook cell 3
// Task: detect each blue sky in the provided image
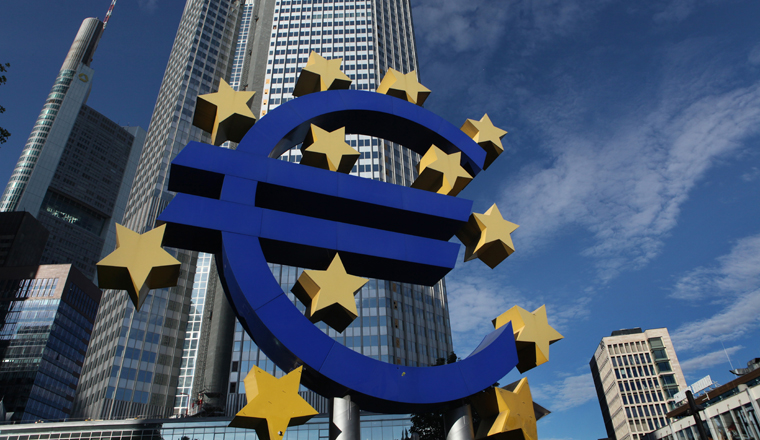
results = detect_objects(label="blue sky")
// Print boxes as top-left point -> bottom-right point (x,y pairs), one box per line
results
2,1 -> 760,439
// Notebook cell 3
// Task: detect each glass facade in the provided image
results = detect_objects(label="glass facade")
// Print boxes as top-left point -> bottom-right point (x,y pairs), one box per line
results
0,414 -> 412,440
0,265 -> 100,421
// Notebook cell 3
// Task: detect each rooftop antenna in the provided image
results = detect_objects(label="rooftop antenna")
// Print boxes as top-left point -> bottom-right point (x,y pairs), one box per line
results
721,341 -> 735,370
102,0 -> 118,31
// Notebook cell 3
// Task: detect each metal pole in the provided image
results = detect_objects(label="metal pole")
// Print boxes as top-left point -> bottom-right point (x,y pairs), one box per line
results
686,390 -> 709,440
329,395 -> 360,440
444,404 -> 475,440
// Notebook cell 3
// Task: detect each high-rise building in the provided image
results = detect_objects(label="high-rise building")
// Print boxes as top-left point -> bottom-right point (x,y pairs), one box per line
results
75,0 -> 454,420
0,212 -> 101,421
73,0 -> 245,419
590,328 -> 688,440
0,17 -> 147,279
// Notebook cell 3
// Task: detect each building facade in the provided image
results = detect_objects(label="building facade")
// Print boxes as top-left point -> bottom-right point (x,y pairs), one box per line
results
0,264 -> 101,421
0,413 -> 412,440
0,18 -> 146,279
73,0 -> 245,420
591,328 -> 688,440
75,0 -> 454,420
645,363 -> 760,440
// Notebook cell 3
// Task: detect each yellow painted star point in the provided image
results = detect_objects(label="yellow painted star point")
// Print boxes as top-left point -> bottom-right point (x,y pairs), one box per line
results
376,69 -> 430,105
472,378 -> 538,440
456,204 -> 519,268
193,78 -> 256,146
292,52 -> 351,97
229,366 -> 318,440
461,114 -> 508,169
300,125 -> 359,173
292,254 -> 368,332
411,145 -> 473,196
96,224 -> 180,311
493,305 -> 563,373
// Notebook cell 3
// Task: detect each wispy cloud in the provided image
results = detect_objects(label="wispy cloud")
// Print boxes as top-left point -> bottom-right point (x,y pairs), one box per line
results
672,234 -> 760,301
500,76 -> 760,281
671,233 -> 760,351
678,345 -> 743,376
138,0 -> 159,13
531,373 -> 597,412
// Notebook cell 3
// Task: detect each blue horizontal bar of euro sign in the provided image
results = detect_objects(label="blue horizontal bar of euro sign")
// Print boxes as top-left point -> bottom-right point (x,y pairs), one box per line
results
158,192 -> 459,285
220,231 -> 519,414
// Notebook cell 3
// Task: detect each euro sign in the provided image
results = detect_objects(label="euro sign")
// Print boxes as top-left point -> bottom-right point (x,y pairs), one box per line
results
157,90 -> 518,413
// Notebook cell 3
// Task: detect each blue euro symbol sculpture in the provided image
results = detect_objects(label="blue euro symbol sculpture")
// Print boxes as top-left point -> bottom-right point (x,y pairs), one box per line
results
157,89 -> 518,413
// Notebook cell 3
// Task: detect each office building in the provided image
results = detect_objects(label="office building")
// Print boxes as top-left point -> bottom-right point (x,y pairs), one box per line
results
0,212 -> 49,268
0,413 -> 412,440
0,263 -> 101,421
644,359 -> 760,440
75,0 -> 454,420
73,0 -> 245,420
0,17 -> 147,279
590,328 -> 688,440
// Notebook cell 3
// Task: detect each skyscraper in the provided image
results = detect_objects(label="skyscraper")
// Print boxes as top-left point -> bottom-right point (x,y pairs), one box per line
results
590,327 -> 687,440
0,17 -> 146,279
74,0 -> 245,419
76,0 -> 454,419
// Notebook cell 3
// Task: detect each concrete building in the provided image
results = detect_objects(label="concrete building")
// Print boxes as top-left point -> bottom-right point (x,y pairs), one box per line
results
0,212 -> 49,268
591,328 -> 688,440
0,17 -> 146,279
644,360 -> 760,440
75,0 -> 454,420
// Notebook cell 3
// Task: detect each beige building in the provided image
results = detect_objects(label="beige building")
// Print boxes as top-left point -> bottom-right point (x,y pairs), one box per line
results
590,328 -> 688,440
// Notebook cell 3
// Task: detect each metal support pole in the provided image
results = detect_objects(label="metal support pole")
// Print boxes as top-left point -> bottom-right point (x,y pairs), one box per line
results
329,395 -> 360,440
686,390 -> 709,440
444,404 -> 475,440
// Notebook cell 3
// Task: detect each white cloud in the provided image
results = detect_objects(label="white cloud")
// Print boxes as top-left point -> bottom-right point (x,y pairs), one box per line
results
678,345 -> 743,375
671,233 -> 760,351
138,0 -> 159,13
672,234 -> 760,300
500,79 -> 760,281
741,167 -> 760,182
531,373 -> 597,412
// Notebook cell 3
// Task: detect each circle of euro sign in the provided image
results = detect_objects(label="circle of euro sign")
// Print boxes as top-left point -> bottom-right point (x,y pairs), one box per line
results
157,89 -> 519,413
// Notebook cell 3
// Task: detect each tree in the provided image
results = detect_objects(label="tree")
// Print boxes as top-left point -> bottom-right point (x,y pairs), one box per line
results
0,62 -> 10,145
410,352 -> 459,440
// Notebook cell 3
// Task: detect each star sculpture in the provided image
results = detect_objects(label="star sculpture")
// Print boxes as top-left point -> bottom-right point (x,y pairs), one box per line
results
291,254 -> 368,332
461,114 -> 508,170
292,51 -> 352,97
411,145 -> 473,196
300,125 -> 359,173
455,204 -> 519,268
229,366 -> 318,440
471,378 -> 538,440
493,305 -> 564,373
193,78 -> 257,146
376,68 -> 430,106
96,224 -> 180,311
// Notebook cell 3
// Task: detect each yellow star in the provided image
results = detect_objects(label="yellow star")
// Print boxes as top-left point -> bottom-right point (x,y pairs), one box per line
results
292,52 -> 352,97
411,145 -> 473,196
300,125 -> 359,173
376,69 -> 430,106
456,204 -> 519,269
96,224 -> 180,311
291,254 -> 368,332
493,305 -> 563,373
471,378 -> 538,440
193,78 -> 256,146
229,366 -> 318,440
461,114 -> 508,170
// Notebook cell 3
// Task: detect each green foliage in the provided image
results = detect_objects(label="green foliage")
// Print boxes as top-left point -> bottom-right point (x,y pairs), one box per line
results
1,62 -> 10,145
409,352 -> 458,440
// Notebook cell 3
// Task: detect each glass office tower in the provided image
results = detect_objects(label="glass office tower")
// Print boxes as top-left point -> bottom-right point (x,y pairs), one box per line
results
76,0 -> 454,419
